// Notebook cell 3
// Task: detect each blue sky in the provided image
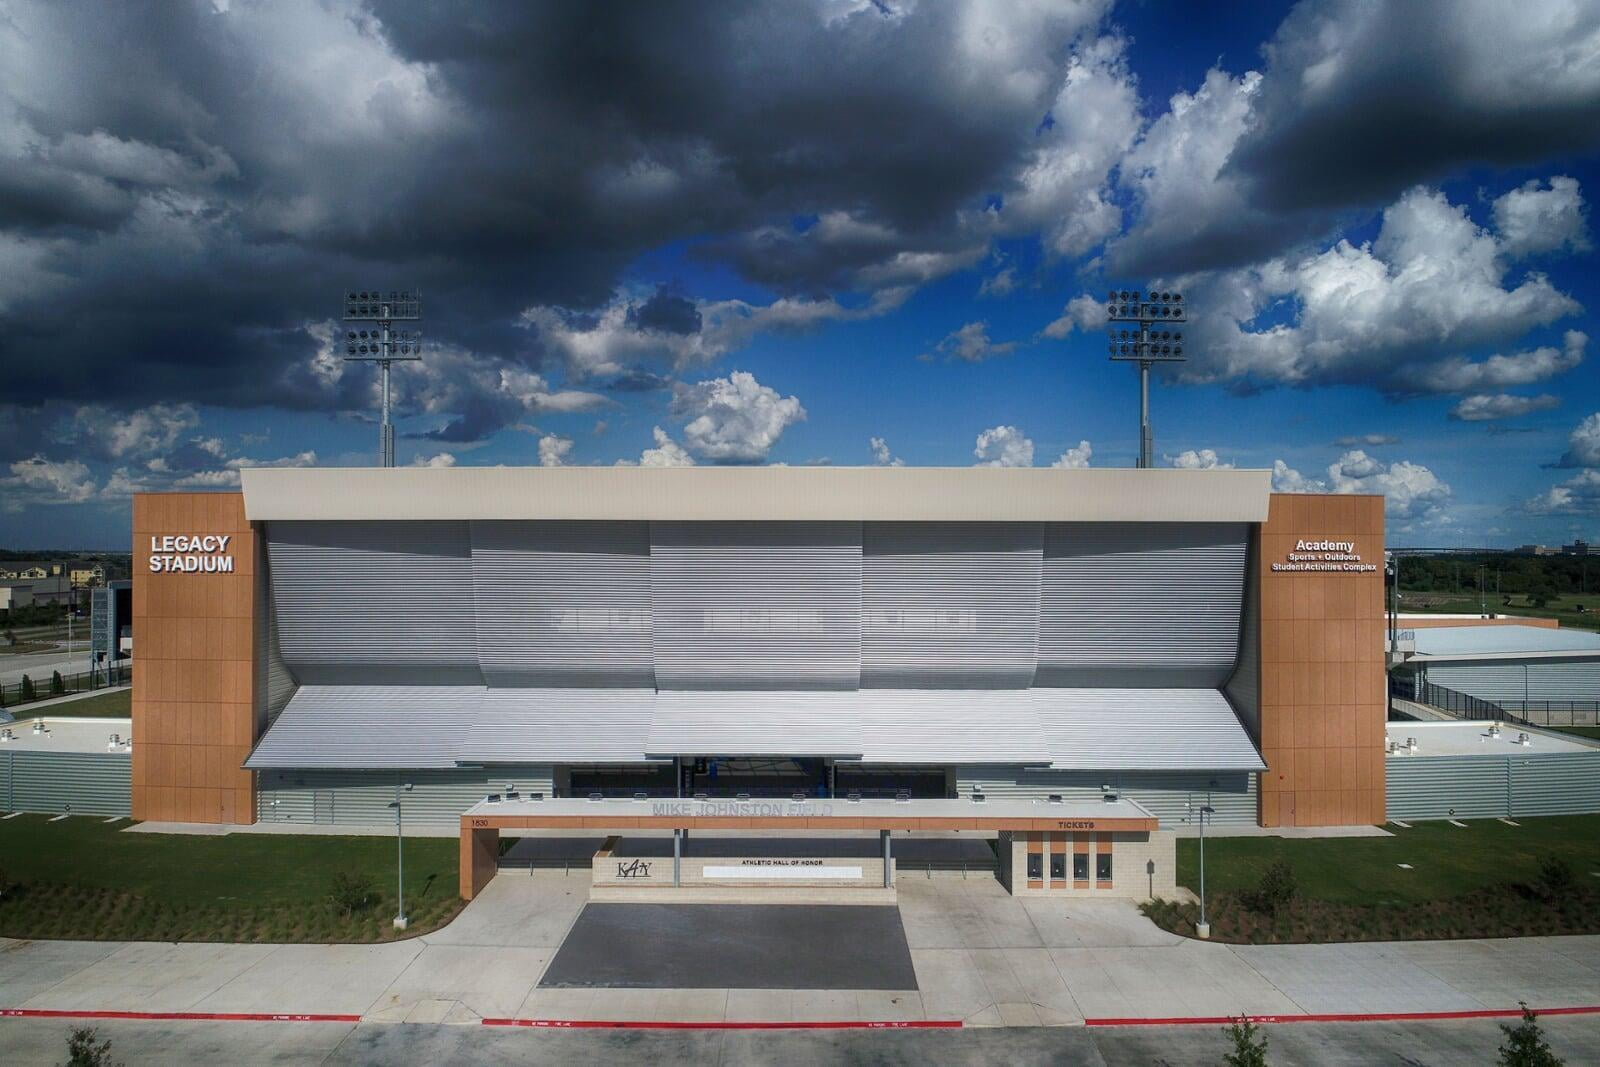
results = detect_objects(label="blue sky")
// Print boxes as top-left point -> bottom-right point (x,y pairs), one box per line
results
3,1 -> 1599,549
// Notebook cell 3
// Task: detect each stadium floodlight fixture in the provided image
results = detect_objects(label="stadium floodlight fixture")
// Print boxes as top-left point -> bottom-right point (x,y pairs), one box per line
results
342,289 -> 423,467
1105,287 -> 1188,469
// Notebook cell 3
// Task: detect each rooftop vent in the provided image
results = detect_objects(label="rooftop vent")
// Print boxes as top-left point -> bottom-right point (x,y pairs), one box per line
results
587,791 -> 604,802
846,791 -> 863,803
1517,732 -> 1532,746
633,791 -> 648,801
1047,794 -> 1064,804
485,793 -> 501,804
792,792 -> 807,802
693,791 -> 709,800
895,790 -> 912,803
526,792 -> 545,801
735,792 -> 752,801
1102,792 -> 1120,803
972,794 -> 987,803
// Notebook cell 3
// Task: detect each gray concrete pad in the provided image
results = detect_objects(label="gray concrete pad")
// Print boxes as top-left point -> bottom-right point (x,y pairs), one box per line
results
20,941 -> 278,1013
540,903 -> 918,990
1232,941 -> 1488,1016
424,869 -> 588,948
363,944 -> 552,1022
0,937 -> 122,1007
191,941 -> 425,1017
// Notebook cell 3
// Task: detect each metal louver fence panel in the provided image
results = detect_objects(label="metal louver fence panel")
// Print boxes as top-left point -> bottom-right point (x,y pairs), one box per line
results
266,521 -> 481,685
1426,661 -> 1600,705
1506,752 -> 1600,817
470,521 -> 654,687
861,523 -> 1042,688
256,765 -> 554,829
649,522 -> 862,690
954,766 -> 1256,828
1038,522 -> 1247,688
1385,756 -> 1510,820
1,751 -> 130,816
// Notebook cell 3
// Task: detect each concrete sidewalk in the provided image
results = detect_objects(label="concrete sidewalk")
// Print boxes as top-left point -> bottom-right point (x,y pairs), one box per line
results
3,873 -> 1599,1028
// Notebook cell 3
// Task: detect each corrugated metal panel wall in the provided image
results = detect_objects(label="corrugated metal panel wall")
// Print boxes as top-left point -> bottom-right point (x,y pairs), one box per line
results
649,522 -> 862,690
862,523 -> 1041,688
256,765 -> 553,829
471,521 -> 653,687
0,751 -> 131,816
1037,523 -> 1247,688
1425,661 -> 1600,704
259,550 -> 297,729
954,766 -> 1257,828
1224,529 -> 1260,740
267,521 -> 480,685
1386,753 -> 1600,820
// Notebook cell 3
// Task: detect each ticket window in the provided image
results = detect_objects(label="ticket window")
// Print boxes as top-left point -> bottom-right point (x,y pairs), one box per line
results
1096,852 -> 1113,883
1072,853 -> 1089,882
1049,854 -> 1066,881
1026,853 -> 1043,881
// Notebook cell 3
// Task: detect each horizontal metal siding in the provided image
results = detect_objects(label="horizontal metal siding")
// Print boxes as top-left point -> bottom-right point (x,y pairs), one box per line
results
1035,689 -> 1264,771
246,686 -> 480,769
649,522 -> 862,690
1038,522 -> 1247,688
1,751 -> 130,816
1385,757 -> 1510,820
1509,753 -> 1600,817
861,523 -> 1041,688
256,765 -> 554,829
954,766 -> 1257,828
647,690 -> 863,756
470,521 -> 653,687
461,688 -> 656,764
854,689 -> 1047,764
266,521 -> 481,685
1426,661 -> 1600,704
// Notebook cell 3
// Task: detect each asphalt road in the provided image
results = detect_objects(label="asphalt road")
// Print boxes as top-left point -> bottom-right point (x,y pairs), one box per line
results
3,1015 -> 1599,1065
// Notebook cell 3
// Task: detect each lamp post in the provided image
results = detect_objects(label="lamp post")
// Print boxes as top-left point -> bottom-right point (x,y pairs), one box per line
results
342,290 -> 422,467
1106,288 -> 1188,468
1197,803 -> 1216,939
387,781 -> 413,930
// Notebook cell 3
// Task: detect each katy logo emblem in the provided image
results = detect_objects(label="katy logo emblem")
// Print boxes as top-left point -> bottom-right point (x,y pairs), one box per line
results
615,859 -> 652,879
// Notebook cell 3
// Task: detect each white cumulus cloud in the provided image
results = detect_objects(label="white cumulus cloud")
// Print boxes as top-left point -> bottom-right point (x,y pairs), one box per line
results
670,371 -> 805,462
973,425 -> 1033,467
1051,440 -> 1093,468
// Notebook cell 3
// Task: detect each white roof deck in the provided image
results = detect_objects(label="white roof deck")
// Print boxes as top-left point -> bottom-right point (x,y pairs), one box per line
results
1384,720 -> 1600,758
0,716 -> 131,755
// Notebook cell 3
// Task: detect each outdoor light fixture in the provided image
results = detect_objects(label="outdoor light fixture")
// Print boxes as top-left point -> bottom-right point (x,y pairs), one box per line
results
343,288 -> 423,467
1105,287 -> 1189,468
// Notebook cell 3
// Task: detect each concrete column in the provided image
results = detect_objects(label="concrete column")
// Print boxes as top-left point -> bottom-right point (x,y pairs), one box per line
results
673,828 -> 681,886
881,829 -> 892,888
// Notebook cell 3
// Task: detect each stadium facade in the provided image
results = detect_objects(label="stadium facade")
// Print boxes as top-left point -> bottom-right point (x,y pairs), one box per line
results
130,466 -> 1386,899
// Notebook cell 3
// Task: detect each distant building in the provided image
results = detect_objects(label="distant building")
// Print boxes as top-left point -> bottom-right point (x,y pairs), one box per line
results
0,575 -> 71,612
69,564 -> 105,587
1563,540 -> 1591,556
1514,544 -> 1558,556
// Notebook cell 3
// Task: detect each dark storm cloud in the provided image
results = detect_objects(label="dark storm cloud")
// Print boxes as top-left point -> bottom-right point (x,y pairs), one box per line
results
0,0 -> 1105,448
1230,0 -> 1600,214
628,285 -> 702,336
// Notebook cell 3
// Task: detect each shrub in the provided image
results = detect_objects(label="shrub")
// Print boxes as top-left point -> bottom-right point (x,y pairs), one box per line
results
1535,856 -> 1575,902
328,869 -> 376,917
62,1026 -> 119,1067
1498,1002 -> 1563,1066
1222,1016 -> 1269,1067
20,675 -> 35,702
51,670 -> 65,695
1247,860 -> 1298,917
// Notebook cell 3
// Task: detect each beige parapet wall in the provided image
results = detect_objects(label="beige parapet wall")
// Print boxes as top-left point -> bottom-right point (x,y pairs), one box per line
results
593,854 -> 892,890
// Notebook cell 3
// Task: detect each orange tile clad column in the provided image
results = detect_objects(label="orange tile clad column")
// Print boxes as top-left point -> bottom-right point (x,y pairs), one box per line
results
460,826 -> 500,900
131,493 -> 258,825
1257,493 -> 1387,827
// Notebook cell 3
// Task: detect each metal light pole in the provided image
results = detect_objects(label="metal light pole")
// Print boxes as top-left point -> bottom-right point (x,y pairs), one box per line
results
342,290 -> 422,467
1197,803 -> 1215,938
1106,288 -> 1187,468
387,781 -> 413,930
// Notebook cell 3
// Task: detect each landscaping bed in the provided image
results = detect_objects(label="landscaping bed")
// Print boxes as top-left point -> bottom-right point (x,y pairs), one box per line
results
0,814 -> 463,943
1143,814 -> 1600,944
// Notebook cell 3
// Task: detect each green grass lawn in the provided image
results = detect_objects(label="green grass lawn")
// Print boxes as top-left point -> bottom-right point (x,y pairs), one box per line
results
11,687 -> 130,719
1549,725 -> 1600,740
1175,816 -> 1600,904
0,814 -> 463,942
1146,815 -> 1600,943
1400,592 -> 1600,632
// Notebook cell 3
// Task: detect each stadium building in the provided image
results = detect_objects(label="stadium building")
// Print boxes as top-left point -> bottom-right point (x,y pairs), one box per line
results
128,467 -> 1387,900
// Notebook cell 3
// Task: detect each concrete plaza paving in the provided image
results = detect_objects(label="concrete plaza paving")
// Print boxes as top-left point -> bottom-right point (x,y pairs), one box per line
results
3,871 -> 1600,1028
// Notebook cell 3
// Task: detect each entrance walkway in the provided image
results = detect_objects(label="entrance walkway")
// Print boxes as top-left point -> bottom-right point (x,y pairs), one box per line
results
4,872 -> 1600,1028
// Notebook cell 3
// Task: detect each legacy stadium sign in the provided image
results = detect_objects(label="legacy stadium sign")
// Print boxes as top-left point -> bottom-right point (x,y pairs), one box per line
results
1271,538 -> 1378,575
148,534 -> 235,574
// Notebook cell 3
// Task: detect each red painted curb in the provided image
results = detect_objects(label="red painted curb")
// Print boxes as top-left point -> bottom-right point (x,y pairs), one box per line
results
480,1018 -> 962,1030
1085,1005 -> 1600,1027
1,1008 -> 361,1024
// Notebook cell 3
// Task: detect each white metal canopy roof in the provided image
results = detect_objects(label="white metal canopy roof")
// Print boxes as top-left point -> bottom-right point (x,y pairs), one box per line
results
1035,688 -> 1266,771
242,466 -> 1272,524
244,684 -> 1263,772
